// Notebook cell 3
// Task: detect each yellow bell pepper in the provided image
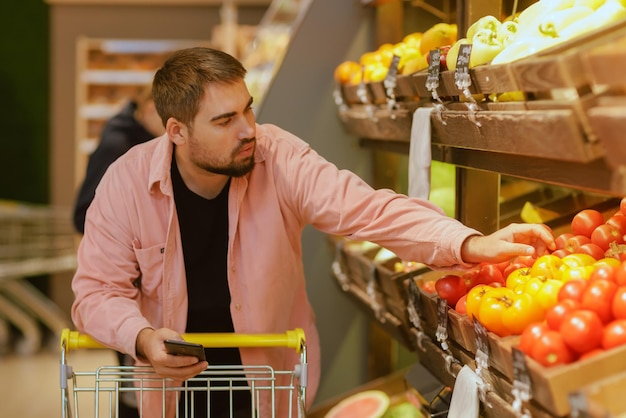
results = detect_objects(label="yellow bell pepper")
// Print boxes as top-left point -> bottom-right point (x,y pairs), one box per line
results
559,0 -> 626,40
537,5 -> 595,37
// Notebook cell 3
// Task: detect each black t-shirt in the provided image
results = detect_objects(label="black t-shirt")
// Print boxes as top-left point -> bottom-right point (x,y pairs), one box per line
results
171,156 -> 251,417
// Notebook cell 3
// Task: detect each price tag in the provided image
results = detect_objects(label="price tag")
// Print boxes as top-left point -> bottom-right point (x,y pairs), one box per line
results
453,44 -> 472,92
383,54 -> 400,92
425,49 -> 441,93
512,347 -> 532,391
436,297 -> 449,348
473,318 -> 489,358
407,278 -> 423,328
569,391 -> 591,418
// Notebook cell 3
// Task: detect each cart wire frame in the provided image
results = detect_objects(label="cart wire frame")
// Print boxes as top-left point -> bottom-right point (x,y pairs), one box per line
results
60,328 -> 308,418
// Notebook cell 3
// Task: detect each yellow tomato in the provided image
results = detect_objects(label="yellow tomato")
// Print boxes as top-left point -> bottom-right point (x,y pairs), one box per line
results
595,257 -> 621,268
505,267 -> 532,290
560,253 -> 597,269
530,254 -> 563,280
561,265 -> 594,281
522,277 -> 563,310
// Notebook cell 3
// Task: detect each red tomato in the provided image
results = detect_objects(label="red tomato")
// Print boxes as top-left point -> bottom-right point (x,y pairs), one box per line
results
435,274 -> 467,307
612,286 -> 626,319
554,233 -> 575,250
592,224 -> 625,252
616,262 -> 626,286
518,322 -> 549,355
558,279 -> 588,303
420,280 -> 436,294
546,299 -> 580,331
552,249 -> 571,258
455,294 -> 468,314
578,348 -> 605,362
563,235 -> 592,253
602,319 -> 626,350
589,264 -> 616,282
531,329 -> 576,367
581,279 -> 618,323
560,309 -> 604,354
471,263 -> 505,287
575,243 -> 605,260
571,209 -> 605,238
607,215 -> 626,236
511,255 -> 537,267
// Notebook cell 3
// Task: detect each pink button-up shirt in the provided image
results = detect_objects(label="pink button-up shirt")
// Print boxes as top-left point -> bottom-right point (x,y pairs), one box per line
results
71,123 -> 479,417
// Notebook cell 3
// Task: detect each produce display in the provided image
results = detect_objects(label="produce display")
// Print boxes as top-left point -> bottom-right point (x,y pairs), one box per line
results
423,197 -> 626,369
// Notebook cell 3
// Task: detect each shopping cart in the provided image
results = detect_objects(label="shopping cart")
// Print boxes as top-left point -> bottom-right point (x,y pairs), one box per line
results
60,328 -> 307,417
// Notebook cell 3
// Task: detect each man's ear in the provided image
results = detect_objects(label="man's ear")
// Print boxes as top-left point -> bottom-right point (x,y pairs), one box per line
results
166,117 -> 186,145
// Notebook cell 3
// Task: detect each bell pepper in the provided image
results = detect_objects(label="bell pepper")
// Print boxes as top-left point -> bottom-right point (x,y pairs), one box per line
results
469,28 -> 505,67
559,0 -> 626,40
490,36 -> 559,65
466,15 -> 501,41
497,20 -> 519,46
516,0 -> 576,31
537,5 -> 595,37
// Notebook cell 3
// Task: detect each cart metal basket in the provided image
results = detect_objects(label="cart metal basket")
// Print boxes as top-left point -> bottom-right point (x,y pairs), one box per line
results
60,328 -> 307,418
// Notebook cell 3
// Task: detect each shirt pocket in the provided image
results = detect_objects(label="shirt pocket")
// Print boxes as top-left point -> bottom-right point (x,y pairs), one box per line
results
132,239 -> 165,300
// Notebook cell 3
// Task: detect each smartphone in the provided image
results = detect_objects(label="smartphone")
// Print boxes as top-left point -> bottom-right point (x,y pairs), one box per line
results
164,339 -> 206,361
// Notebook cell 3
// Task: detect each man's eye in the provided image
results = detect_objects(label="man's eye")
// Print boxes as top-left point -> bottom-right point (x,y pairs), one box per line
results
218,118 -> 232,126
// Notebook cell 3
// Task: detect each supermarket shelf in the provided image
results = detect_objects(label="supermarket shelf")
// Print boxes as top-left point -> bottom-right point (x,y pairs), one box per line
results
359,137 -> 622,196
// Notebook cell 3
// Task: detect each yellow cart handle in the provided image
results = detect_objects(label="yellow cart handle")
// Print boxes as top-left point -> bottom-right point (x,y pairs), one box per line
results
61,328 -> 306,354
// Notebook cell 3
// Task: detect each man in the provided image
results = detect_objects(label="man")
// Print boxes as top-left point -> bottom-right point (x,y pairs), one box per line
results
71,47 -> 555,417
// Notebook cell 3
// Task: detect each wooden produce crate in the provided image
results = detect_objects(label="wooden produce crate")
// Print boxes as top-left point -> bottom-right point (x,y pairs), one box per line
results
337,103 -> 418,141
573,368 -> 626,417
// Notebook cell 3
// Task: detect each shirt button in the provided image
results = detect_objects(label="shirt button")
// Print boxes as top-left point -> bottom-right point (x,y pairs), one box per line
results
235,304 -> 241,311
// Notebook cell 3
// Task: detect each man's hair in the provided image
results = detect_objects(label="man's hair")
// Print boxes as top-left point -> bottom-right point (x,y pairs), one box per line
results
152,47 -> 247,127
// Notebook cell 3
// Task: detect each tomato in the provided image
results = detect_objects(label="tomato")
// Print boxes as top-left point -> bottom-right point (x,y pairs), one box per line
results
607,215 -> 626,236
558,279 -> 588,303
518,322 -> 549,355
563,235 -> 592,253
560,309 -> 604,354
435,274 -> 467,307
602,319 -> 626,350
595,257 -> 621,268
465,284 -> 491,321
561,253 -> 597,269
545,299 -> 580,331
578,348 -> 605,362
471,263 -> 505,287
621,197 -> 626,216
606,243 -> 626,263
531,329 -> 576,367
420,280 -> 436,294
503,263 -> 529,282
554,233 -> 575,250
612,286 -> 626,319
522,277 -> 563,310
581,279 -> 618,323
530,254 -> 563,280
561,265 -> 594,281
575,243 -> 605,260
455,294 -> 467,314
616,262 -> 626,286
592,224 -> 625,252
505,267 -> 532,290
551,249 -> 571,258
501,292 -> 546,335
511,255 -> 537,268
571,209 -> 605,238
477,287 -> 515,337
589,264 -> 616,282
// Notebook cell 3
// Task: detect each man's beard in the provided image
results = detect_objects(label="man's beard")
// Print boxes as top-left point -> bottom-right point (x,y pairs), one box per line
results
191,138 -> 256,177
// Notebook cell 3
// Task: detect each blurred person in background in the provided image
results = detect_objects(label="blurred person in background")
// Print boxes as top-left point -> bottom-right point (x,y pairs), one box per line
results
73,85 -> 164,233
71,47 -> 555,418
